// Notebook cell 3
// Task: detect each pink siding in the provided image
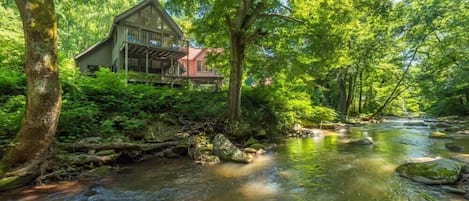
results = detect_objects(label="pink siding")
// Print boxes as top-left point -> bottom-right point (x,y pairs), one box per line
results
179,47 -> 220,78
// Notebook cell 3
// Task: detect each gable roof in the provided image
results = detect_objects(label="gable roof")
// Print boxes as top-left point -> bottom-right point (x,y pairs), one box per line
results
180,47 -> 205,61
113,0 -> 183,38
76,0 -> 183,60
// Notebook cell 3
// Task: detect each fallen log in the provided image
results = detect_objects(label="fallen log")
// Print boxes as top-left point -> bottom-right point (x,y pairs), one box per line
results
55,141 -> 179,153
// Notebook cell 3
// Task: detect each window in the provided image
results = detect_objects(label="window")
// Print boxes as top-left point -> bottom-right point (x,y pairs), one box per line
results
196,60 -> 213,72
87,65 -> 100,74
197,60 -> 202,72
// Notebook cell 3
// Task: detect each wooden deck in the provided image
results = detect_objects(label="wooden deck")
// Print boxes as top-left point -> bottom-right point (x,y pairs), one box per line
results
126,26 -> 188,59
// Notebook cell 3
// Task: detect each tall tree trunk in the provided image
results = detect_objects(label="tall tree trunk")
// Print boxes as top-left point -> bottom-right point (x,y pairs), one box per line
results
345,71 -> 356,115
226,34 -> 246,121
358,71 -> 363,113
1,0 -> 61,190
224,0 -> 264,122
337,68 -> 347,120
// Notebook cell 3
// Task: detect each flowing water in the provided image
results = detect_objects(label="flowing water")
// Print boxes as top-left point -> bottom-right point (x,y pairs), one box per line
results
3,118 -> 469,201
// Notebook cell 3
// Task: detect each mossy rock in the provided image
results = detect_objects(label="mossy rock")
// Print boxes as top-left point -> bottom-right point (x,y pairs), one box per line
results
429,132 -> 453,139
212,134 -> 251,163
245,137 -> 258,147
396,158 -> 463,184
250,143 -> 265,150
144,121 -> 179,143
96,149 -> 115,156
445,143 -> 464,152
347,137 -> 373,145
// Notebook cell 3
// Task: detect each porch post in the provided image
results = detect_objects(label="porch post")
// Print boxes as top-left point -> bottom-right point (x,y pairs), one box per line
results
145,49 -> 149,85
124,27 -> 129,84
145,50 -> 149,73
124,42 -> 128,84
171,56 -> 174,75
177,59 -> 180,76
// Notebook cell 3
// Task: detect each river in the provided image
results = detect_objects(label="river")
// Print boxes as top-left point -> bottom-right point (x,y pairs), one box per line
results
2,118 -> 469,201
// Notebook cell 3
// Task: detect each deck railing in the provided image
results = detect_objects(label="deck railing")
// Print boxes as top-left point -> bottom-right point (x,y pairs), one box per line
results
125,26 -> 188,52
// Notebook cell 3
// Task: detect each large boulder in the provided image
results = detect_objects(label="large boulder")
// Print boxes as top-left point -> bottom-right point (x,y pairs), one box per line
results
189,135 -> 220,165
212,134 -> 251,163
347,137 -> 374,145
396,158 -> 464,184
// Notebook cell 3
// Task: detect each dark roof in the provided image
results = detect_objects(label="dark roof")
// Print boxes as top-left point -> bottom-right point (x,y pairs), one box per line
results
75,0 -> 184,60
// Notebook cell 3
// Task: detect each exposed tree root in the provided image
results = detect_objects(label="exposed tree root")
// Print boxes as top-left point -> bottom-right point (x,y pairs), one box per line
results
55,141 -> 179,153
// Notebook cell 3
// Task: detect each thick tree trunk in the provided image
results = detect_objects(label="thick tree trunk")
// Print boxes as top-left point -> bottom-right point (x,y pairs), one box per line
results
224,0 -> 264,122
226,35 -> 246,121
1,0 -> 60,189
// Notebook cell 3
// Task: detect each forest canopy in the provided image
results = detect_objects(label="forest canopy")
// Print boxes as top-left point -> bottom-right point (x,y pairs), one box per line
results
0,0 -> 468,136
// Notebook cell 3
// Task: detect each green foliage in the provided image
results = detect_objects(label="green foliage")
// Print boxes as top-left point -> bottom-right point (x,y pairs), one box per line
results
0,95 -> 25,137
0,5 -> 24,71
243,85 -> 337,131
0,70 -> 25,103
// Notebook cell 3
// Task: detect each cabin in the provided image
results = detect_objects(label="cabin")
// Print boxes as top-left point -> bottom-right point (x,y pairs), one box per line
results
179,47 -> 224,90
75,0 -> 189,85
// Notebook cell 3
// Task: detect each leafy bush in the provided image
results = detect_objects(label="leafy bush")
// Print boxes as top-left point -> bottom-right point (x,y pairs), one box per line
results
0,95 -> 25,137
0,70 -> 25,103
243,85 -> 337,131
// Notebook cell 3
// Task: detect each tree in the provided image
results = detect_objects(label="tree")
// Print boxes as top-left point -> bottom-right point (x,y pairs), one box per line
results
167,0 -> 291,121
0,0 -> 61,190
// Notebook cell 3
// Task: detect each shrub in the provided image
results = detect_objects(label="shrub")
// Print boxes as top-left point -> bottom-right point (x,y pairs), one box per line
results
0,95 -> 25,137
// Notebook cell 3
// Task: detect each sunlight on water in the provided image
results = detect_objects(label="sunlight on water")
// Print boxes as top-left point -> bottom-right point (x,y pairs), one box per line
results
351,157 -> 398,175
237,180 -> 279,200
212,155 -> 273,178
2,119 -> 466,201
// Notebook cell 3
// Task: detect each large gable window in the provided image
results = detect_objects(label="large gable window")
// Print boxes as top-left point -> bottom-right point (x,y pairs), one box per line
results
124,5 -> 167,32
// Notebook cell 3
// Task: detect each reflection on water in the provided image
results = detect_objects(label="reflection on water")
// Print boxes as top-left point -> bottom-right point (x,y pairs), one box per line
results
2,119 -> 468,201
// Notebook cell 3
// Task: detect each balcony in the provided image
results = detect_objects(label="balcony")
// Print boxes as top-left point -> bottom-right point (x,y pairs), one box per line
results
124,26 -> 188,58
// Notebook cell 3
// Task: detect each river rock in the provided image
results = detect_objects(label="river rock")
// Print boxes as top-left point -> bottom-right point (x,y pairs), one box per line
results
446,143 -> 464,152
445,127 -> 460,132
465,193 -> 469,200
243,148 -> 258,153
396,158 -> 464,184
457,130 -> 469,135
434,122 -> 454,128
450,154 -> 469,166
441,185 -> 466,194
404,122 -> 427,127
188,135 -> 218,164
347,137 -> 373,145
212,134 -> 251,163
429,131 -> 453,139
335,124 -> 349,133
408,191 -> 435,201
